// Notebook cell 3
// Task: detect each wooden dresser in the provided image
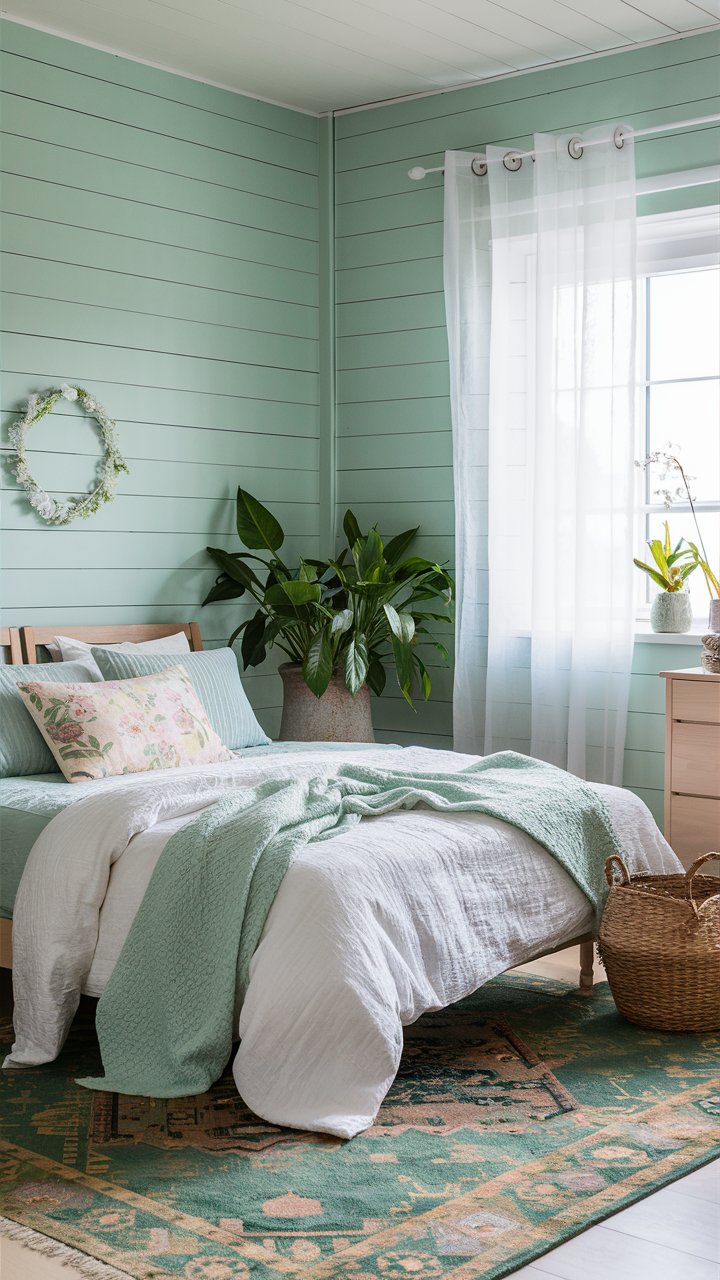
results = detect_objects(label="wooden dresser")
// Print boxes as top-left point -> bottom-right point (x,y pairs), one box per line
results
660,667 -> 720,868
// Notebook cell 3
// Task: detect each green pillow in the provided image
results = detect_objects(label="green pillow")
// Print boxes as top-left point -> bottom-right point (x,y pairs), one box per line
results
91,647 -> 270,751
0,662 -> 98,778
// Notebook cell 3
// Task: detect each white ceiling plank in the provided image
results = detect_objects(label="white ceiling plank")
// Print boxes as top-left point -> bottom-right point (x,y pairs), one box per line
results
262,0 -> 522,79
189,0 -> 493,85
689,0 -> 720,17
473,0 -> 632,48
557,0 -> 673,39
624,0 -> 718,29
418,0 -> 597,59
3,0 -> 719,113
350,0 -> 550,70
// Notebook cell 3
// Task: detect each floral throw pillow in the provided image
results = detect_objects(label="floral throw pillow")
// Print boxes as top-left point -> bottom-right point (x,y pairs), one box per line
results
16,665 -> 234,782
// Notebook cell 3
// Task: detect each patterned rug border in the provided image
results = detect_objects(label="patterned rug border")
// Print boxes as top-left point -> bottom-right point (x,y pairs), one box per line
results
304,1076 -> 720,1279
0,1214 -> 134,1280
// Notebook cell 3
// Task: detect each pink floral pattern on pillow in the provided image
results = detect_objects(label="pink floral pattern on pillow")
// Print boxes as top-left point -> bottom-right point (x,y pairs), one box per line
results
17,665 -> 234,782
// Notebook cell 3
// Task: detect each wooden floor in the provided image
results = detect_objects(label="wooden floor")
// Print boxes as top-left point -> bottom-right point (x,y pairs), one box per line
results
2,949 -> 718,1280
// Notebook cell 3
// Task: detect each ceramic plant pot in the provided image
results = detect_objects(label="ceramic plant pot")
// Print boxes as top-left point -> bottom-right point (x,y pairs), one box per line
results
708,597 -> 720,634
278,662 -> 375,742
650,591 -> 693,634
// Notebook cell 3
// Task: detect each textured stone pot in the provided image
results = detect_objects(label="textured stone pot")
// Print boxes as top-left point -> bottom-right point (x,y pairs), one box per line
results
278,663 -> 375,742
650,591 -> 693,634
709,597 -> 720,634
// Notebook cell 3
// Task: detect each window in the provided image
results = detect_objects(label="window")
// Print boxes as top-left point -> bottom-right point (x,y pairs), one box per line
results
636,217 -> 720,624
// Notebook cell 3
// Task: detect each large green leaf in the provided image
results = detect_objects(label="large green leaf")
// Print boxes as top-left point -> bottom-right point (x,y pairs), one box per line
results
633,558 -> 671,591
343,509 -> 363,548
367,656 -> 386,697
241,612 -> 269,668
266,580 -> 322,608
345,633 -> 369,695
354,527 -> 385,581
331,608 -> 353,637
206,546 -> 261,592
383,603 -> 415,644
391,634 -> 415,706
413,653 -> 432,700
227,618 -> 252,648
648,540 -> 670,578
303,628 -> 333,697
236,488 -> 284,553
202,576 -> 246,606
384,527 -> 418,565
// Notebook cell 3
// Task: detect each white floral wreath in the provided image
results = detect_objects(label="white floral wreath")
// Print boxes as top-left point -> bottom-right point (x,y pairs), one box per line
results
9,385 -> 129,526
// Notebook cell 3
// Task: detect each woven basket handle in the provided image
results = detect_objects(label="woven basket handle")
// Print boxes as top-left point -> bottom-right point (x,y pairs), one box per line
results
604,854 -> 630,887
685,852 -> 720,917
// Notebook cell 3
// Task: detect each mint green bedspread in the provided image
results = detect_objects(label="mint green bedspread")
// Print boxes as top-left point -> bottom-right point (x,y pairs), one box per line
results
79,752 -> 620,1100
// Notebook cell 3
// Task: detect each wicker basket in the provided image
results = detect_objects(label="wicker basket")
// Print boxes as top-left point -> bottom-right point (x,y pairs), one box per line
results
598,852 -> 720,1033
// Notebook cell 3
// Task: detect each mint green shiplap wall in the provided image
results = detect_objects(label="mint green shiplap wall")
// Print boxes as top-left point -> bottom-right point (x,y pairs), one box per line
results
334,31 -> 720,824
0,19 -> 321,736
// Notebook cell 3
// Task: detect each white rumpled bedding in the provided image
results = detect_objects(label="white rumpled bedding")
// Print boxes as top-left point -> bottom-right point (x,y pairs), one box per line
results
6,744 -> 681,1138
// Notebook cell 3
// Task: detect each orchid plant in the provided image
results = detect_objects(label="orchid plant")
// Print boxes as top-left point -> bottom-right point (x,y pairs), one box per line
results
635,446 -> 720,599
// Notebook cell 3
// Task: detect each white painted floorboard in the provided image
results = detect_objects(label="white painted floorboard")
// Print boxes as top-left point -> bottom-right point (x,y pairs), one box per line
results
2,949 -> 718,1279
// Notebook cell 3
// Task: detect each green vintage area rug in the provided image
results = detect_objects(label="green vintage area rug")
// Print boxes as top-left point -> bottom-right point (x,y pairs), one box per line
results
1,973 -> 719,1280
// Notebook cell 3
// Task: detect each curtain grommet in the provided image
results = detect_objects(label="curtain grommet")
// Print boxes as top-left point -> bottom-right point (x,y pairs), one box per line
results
568,136 -> 584,159
503,151 -> 523,172
613,126 -> 626,149
471,155 -> 488,176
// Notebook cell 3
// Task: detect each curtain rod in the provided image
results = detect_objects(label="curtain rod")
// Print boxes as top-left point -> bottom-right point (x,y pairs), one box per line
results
408,113 -> 720,180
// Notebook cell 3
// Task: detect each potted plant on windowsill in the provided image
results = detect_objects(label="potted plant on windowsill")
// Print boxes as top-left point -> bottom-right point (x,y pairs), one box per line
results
202,489 -> 454,741
635,446 -> 720,633
633,521 -> 696,633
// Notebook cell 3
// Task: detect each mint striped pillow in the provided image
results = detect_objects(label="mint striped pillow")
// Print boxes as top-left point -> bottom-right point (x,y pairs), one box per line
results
0,662 -> 99,778
91,647 -> 270,751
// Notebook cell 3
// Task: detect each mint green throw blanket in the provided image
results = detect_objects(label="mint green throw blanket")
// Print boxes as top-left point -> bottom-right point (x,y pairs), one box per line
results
79,752 -> 619,1098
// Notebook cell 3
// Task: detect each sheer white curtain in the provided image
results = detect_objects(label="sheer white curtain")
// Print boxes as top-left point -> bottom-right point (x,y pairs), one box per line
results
445,128 -> 638,784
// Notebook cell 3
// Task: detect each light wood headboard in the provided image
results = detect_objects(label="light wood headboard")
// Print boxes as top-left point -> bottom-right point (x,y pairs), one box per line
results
20,622 -> 203,664
0,627 -> 22,664
1,622 -> 204,971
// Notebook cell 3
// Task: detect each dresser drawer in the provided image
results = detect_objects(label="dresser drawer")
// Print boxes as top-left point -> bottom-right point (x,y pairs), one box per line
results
670,795 -> 720,868
671,722 -> 720,797
673,679 -> 720,724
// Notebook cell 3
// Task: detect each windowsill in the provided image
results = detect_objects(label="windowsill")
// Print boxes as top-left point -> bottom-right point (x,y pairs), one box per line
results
634,622 -> 706,645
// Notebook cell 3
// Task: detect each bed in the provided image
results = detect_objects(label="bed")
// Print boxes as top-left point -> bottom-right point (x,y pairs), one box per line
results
1,622 -> 681,1138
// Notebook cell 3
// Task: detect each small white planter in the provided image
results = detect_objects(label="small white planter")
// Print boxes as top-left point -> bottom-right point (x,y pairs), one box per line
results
709,598 -> 720,634
650,591 -> 693,634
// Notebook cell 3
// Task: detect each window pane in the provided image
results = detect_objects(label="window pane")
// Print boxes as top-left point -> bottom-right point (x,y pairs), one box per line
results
647,380 -> 720,504
642,512 -> 720,623
649,267 -> 720,381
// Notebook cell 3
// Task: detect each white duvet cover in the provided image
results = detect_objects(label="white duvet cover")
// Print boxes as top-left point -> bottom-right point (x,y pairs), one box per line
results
6,744 -> 680,1138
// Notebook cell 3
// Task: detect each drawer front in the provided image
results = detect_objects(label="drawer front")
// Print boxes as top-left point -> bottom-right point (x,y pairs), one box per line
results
673,678 -> 720,725
671,722 -> 720,797
670,795 -> 720,869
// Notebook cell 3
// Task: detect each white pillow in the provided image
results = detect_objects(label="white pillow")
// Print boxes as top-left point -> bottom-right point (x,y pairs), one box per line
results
46,631 -> 192,680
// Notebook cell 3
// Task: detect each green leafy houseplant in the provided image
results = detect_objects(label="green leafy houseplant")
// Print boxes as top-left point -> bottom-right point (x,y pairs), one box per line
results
633,521 -> 697,593
203,489 -> 454,707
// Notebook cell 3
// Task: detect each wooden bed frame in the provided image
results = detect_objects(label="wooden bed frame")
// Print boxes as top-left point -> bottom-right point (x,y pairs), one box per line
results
1,621 -> 595,989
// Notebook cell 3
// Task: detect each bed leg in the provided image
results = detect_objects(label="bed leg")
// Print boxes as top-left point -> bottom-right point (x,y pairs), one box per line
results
578,941 -> 594,995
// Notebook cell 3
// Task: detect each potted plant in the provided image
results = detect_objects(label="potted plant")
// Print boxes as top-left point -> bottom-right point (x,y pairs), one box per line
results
635,445 -> 720,633
202,489 -> 454,741
633,521 -> 696,633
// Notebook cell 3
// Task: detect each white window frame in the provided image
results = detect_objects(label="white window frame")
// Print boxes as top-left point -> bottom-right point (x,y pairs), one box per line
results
634,207 -> 720,630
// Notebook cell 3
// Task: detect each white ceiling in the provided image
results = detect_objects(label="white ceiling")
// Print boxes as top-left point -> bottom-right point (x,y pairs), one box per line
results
5,0 -> 720,113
